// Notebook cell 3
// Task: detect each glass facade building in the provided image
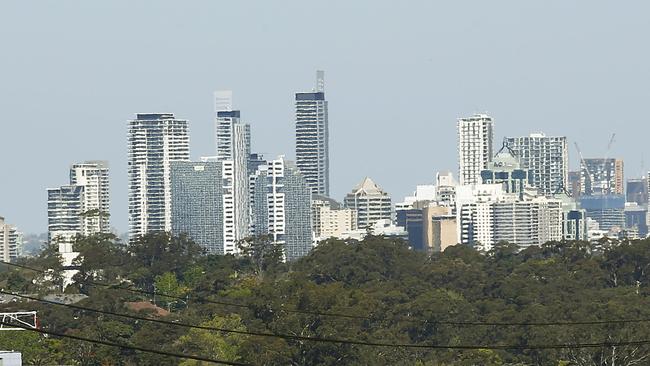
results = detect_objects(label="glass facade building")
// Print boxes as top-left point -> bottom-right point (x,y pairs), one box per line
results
171,161 -> 223,254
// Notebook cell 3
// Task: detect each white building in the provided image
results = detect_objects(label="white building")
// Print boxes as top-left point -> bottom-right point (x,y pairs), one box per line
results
396,185 -> 437,211
457,114 -> 494,186
128,113 -> 190,239
216,111 -> 251,254
456,184 -> 507,248
214,90 -> 233,115
0,216 -> 22,262
504,133 -> 569,196
48,161 -> 110,265
312,195 -> 357,241
342,219 -> 408,241
69,161 -> 110,236
344,177 -> 392,229
456,184 -> 563,251
295,70 -> 329,196
251,157 -> 313,261
436,171 -> 457,208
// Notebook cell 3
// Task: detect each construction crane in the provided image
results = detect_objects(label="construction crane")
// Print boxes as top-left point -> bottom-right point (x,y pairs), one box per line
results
603,133 -> 617,195
574,142 -> 591,195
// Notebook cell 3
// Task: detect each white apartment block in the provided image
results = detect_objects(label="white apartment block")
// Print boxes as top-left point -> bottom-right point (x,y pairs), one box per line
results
295,70 -> 329,196
312,196 -> 357,241
215,111 -> 251,254
344,177 -> 392,229
128,113 -> 189,239
0,216 -> 22,262
70,161 -> 110,235
251,157 -> 313,261
457,114 -> 494,186
504,133 -> 568,196
456,184 -> 563,251
48,161 -> 110,255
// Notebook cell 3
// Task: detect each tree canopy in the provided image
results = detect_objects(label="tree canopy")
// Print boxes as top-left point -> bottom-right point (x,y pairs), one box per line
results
2,233 -> 650,365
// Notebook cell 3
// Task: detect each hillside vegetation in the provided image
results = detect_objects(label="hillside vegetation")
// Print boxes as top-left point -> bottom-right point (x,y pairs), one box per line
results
2,234 -> 650,365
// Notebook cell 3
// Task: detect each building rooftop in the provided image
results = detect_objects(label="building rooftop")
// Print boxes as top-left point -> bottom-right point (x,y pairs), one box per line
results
350,177 -> 386,196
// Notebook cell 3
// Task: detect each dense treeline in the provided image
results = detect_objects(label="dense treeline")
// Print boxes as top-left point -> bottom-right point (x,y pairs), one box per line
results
2,234 -> 650,365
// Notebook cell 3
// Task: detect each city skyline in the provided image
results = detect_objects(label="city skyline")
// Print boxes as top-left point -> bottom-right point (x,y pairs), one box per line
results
2,1 -> 650,234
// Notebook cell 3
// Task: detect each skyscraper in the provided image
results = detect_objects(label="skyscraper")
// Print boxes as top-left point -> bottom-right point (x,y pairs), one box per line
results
214,90 -> 233,114
0,216 -> 22,262
48,161 -> 110,254
47,185 -> 84,253
215,111 -> 251,162
251,156 -> 313,261
215,110 -> 251,254
295,70 -> 329,196
171,161 -> 223,254
626,178 -> 648,206
580,158 -> 624,196
70,161 -> 110,235
457,114 -> 494,185
128,113 -> 190,239
344,177 -> 392,229
504,133 -> 569,196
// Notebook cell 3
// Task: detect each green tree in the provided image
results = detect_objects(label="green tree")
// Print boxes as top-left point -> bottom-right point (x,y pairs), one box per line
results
176,314 -> 248,365
155,272 -> 188,310
237,235 -> 284,280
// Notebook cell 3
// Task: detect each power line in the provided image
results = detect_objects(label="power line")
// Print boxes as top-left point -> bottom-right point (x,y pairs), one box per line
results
3,260 -> 650,328
0,320 -> 251,365
5,291 -> 650,352
2,297 -> 650,352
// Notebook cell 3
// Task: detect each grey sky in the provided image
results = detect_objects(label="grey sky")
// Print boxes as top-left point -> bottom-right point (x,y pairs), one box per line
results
1,1 -> 649,234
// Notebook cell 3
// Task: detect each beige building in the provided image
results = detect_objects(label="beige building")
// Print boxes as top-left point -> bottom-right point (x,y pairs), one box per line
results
423,206 -> 457,253
344,177 -> 392,229
312,195 -> 357,240
0,216 -> 22,262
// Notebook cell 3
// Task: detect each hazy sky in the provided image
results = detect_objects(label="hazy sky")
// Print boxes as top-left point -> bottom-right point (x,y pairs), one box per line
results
1,1 -> 649,234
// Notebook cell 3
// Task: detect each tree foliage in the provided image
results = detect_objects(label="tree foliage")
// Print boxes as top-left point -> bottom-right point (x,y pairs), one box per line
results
4,234 -> 650,365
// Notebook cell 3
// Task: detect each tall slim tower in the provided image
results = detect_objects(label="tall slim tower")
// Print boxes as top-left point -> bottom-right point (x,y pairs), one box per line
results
215,110 -> 251,254
295,70 -> 329,196
457,114 -> 494,186
70,161 -> 110,235
504,133 -> 568,196
128,113 -> 190,239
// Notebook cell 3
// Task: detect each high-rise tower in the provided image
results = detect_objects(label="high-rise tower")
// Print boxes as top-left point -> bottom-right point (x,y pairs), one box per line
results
128,113 -> 190,239
48,161 -> 110,254
295,70 -> 329,196
504,133 -> 568,196
250,156 -> 313,261
457,114 -> 494,186
70,161 -> 110,235
215,110 -> 251,254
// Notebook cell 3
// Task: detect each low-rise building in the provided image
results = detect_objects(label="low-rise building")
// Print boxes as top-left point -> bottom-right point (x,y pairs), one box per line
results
312,195 -> 357,241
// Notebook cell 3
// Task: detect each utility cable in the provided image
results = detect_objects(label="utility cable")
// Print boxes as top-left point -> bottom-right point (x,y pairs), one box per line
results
0,320 -> 252,365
